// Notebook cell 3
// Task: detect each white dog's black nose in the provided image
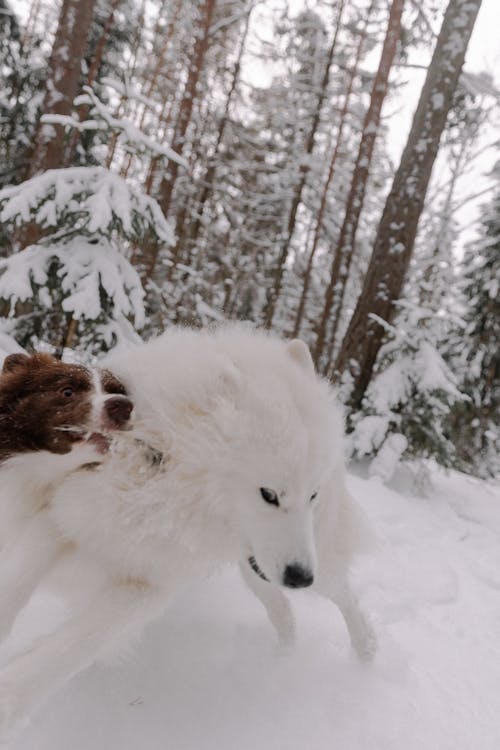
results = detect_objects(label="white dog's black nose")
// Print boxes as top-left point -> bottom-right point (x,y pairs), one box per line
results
283,564 -> 314,589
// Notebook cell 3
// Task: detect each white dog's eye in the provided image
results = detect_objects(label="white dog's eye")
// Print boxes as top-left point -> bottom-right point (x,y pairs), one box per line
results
310,491 -> 318,502
260,487 -> 279,507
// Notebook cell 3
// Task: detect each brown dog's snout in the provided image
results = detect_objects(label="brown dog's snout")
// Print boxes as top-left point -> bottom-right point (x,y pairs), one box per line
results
104,396 -> 133,428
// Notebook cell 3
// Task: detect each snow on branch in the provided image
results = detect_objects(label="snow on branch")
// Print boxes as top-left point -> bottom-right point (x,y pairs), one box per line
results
0,166 -> 175,246
347,301 -> 468,481
0,239 -> 145,328
42,85 -> 188,168
99,76 -> 159,112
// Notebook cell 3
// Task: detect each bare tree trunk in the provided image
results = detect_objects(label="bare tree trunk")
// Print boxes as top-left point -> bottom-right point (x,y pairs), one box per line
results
28,0 -> 97,177
172,95 -> 212,263
86,0 -> 121,89
419,104 -> 485,310
63,316 -> 79,350
105,0 -> 146,169
139,0 -> 216,278
263,0 -> 346,329
137,0 -> 183,130
182,4 -> 253,256
335,0 -> 483,411
23,0 -> 42,45
157,0 -> 217,218
119,0 -> 182,180
313,0 -> 405,367
66,0 -> 123,163
419,143 -> 465,309
144,100 -> 172,194
292,0 -> 377,338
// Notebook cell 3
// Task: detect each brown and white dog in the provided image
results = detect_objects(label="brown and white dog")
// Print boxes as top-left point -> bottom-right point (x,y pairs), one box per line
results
0,351 -> 133,642
0,352 -> 132,461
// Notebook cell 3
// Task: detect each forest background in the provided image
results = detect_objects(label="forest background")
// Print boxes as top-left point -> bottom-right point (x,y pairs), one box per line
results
0,0 -> 498,482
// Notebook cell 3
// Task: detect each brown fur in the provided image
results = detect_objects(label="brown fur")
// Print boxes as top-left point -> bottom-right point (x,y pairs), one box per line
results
0,353 -> 97,460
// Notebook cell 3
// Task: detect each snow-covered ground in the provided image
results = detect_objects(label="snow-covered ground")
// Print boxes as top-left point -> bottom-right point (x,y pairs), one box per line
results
1,468 -> 499,750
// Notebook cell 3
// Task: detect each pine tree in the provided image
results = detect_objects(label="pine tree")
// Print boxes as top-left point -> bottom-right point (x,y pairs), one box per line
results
0,166 -> 173,353
348,302 -> 466,482
0,1 -> 44,191
0,83 -> 176,354
450,186 -> 500,477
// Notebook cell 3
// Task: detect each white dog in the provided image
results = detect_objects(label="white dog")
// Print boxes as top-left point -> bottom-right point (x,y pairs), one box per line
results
0,326 -> 376,738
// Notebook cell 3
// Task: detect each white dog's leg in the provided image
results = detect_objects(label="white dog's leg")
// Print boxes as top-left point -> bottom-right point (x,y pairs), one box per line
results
0,580 -> 165,740
315,569 -> 377,660
239,562 -> 296,649
313,495 -> 377,661
0,512 -> 63,643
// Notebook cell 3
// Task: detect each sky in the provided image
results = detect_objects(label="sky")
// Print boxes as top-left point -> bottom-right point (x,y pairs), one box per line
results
464,0 -> 500,78
386,0 -> 500,156
387,0 -> 500,248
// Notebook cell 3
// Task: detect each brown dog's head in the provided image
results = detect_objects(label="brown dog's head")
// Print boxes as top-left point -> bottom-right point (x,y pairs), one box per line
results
0,352 -> 133,459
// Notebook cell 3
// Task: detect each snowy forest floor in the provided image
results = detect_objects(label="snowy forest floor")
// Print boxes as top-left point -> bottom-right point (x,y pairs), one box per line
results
1,467 -> 499,750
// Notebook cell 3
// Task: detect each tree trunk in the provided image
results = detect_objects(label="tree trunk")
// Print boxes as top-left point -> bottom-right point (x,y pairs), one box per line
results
335,0 -> 483,411
140,0 -> 216,278
28,0 -> 97,176
66,0 -> 123,163
263,0 -> 346,329
292,0 -> 377,338
157,0 -> 217,219
105,0 -> 146,170
23,0 -> 42,46
182,4 -> 253,256
120,0 -> 182,179
313,0 -> 405,367
138,0 -> 183,130
418,138 -> 466,309
143,99 -> 172,194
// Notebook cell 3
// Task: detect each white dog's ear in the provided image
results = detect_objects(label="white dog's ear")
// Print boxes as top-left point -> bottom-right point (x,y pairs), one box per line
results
184,361 -> 243,424
287,339 -> 315,373
184,361 -> 241,418
207,360 -> 243,408
216,361 -> 242,398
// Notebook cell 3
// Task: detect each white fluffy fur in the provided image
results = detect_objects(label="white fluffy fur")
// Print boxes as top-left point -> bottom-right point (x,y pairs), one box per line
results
0,364 -> 128,648
0,326 -> 376,739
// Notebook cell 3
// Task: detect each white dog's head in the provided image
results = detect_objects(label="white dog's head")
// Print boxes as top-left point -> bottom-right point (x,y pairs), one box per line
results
199,338 -> 343,590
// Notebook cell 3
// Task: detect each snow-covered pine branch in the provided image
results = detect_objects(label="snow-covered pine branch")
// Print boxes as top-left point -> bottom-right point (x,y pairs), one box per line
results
0,238 -> 144,351
0,166 -> 174,246
346,302 -> 467,483
42,85 -> 189,168
0,166 -> 175,353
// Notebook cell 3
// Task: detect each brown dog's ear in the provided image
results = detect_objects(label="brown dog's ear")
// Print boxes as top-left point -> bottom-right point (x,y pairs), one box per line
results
2,353 -> 30,375
30,353 -> 58,367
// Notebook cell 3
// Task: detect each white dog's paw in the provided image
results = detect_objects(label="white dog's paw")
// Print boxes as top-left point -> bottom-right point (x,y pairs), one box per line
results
0,676 -> 34,745
0,681 -> 21,744
273,614 -> 297,655
352,625 -> 378,662
0,604 -> 20,647
0,621 -> 13,648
